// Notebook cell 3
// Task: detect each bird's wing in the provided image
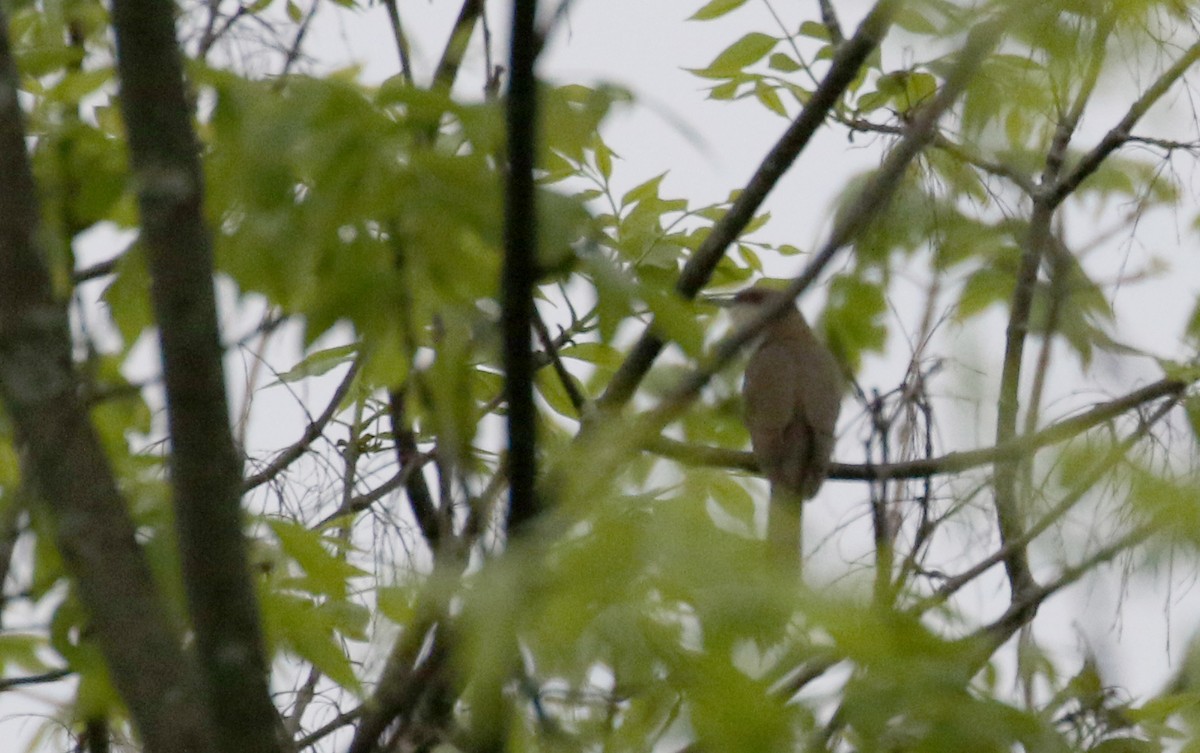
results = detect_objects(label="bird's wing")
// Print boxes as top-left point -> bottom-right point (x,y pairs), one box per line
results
744,341 -> 807,492
796,343 -> 843,439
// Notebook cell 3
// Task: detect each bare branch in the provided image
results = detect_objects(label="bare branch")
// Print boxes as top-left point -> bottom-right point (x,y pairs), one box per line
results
432,0 -> 485,92
0,668 -> 72,690
921,393 -> 1179,610
314,454 -> 431,530
816,0 -> 845,45
647,377 -> 1187,480
595,0 -> 902,412
242,354 -> 363,492
1052,40 -> 1200,205
382,0 -> 415,85
534,311 -> 586,416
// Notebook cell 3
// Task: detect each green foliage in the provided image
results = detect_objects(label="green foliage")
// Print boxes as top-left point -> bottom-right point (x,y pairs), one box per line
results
259,519 -> 369,693
3,0 -> 1200,750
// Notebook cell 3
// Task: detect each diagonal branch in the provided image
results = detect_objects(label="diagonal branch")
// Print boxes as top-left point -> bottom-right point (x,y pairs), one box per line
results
644,8 -> 1012,435
594,0 -> 902,412
432,0 -> 485,92
382,0 -> 415,85
242,354 -> 363,492
972,523 -> 1156,660
1051,40 -> 1200,206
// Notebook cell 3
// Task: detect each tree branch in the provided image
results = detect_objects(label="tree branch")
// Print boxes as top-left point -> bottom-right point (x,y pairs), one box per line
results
381,0 -> 414,85
1051,40 -> 1200,205
0,8 -> 217,752
0,668 -> 72,690
387,387 -> 442,545
242,354 -> 363,492
109,0 -> 279,748
920,393 -> 1179,610
647,378 -> 1186,481
594,0 -> 901,412
314,455 -> 432,530
501,0 -> 541,535
432,0 -> 485,92
534,310 -> 586,416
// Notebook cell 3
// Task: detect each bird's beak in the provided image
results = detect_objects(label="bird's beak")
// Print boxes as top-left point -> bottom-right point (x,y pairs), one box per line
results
699,293 -> 738,309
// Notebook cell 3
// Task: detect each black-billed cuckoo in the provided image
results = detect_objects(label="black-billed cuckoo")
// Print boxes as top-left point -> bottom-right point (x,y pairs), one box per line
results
731,286 -> 842,564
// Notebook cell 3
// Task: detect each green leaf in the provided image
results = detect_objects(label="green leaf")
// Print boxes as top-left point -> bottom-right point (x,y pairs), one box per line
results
957,267 -> 1014,320
689,0 -> 750,21
644,290 -> 705,357
1186,296 -> 1200,344
265,592 -> 363,693
706,32 -> 778,75
621,172 -> 667,207
558,341 -> 624,370
271,343 -> 359,385
823,274 -> 886,371
895,4 -> 939,34
537,368 -> 581,419
269,519 -> 368,600
768,52 -> 802,73
101,245 -> 152,347
594,139 -> 615,179
709,79 -> 742,100
710,474 -> 756,529
0,634 -> 50,675
754,81 -> 787,116
376,585 -> 416,626
798,20 -> 832,41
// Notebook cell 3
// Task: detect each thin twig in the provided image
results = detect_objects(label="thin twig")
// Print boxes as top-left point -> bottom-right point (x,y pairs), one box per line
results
594,0 -> 902,412
0,668 -> 72,690
1052,40 -> 1200,205
382,0 -> 414,84
242,354 -> 363,493
533,311 -> 586,415
920,395 -> 1179,611
647,377 -> 1187,481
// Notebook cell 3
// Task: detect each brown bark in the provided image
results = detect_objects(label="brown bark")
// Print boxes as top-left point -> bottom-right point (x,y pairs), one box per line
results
0,8 -> 217,753
109,0 -> 282,751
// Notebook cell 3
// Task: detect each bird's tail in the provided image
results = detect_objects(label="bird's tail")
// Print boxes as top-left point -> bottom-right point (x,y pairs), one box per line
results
766,485 -> 804,575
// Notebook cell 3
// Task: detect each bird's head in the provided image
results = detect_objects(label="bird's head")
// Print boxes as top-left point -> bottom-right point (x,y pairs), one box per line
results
726,285 -> 803,334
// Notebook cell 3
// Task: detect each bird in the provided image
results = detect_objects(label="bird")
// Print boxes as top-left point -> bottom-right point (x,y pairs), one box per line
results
730,285 -> 843,567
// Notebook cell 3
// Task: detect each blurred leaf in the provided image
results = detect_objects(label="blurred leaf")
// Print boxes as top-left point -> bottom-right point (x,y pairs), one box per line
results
798,20 -> 831,41
101,244 -> 151,347
754,81 -> 787,116
690,0 -> 751,21
768,52 -> 802,73
824,274 -> 886,371
701,32 -> 778,76
269,519 -> 367,600
264,592 -> 363,693
270,344 -> 359,385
